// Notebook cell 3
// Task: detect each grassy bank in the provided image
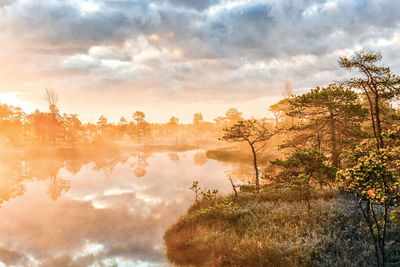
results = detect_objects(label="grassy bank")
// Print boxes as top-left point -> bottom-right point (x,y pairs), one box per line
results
206,147 -> 275,164
164,189 -> 400,266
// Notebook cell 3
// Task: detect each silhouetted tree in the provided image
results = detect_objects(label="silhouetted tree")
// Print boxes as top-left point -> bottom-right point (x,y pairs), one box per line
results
97,115 -> 108,138
225,108 -> 243,123
44,88 -> 61,143
132,111 -> 146,142
119,116 -> 127,126
168,116 -> 179,142
288,83 -> 367,167
64,113 -> 82,143
269,98 -> 292,125
282,81 -> 293,98
193,113 -> 204,125
0,104 -> 25,144
339,50 -> 400,149
221,119 -> 277,192
193,113 -> 206,141
117,116 -> 128,139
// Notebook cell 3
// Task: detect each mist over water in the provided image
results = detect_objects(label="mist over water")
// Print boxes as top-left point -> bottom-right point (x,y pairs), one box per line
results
0,150 -> 234,266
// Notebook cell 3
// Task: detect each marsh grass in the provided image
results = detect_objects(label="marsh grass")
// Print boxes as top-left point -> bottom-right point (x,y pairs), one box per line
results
206,147 -> 274,164
164,190 -> 400,266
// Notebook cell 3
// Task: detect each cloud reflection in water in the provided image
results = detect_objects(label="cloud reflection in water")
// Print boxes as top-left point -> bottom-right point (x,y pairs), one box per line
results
0,150 -> 233,266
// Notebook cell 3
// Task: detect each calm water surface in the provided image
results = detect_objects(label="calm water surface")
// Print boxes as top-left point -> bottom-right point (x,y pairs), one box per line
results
0,150 -> 235,266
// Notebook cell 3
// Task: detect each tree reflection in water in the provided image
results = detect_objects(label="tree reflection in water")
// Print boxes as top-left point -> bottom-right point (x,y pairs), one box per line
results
47,176 -> 71,201
131,152 -> 150,177
0,149 -> 233,266
193,151 -> 207,166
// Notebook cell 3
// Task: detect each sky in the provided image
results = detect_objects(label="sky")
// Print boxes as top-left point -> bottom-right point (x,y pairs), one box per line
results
0,0 -> 399,123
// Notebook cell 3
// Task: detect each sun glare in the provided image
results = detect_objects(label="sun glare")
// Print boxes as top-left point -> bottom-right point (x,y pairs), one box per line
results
0,92 -> 35,112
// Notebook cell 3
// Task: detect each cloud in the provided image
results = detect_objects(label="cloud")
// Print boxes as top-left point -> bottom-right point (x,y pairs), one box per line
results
0,247 -> 27,266
3,0 -> 399,57
2,0 -> 161,48
0,197 -> 169,265
0,0 -> 399,122
3,0 -> 400,57
40,254 -> 96,267
159,0 -> 220,11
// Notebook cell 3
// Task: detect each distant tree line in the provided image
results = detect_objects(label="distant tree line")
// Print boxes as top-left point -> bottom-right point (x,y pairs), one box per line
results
0,94 -> 250,146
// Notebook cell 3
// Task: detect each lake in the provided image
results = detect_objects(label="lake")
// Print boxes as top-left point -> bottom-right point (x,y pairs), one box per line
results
0,149 -> 237,266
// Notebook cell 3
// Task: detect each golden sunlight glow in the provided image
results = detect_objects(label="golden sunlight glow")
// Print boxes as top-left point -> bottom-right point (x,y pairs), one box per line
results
0,92 -> 35,111
0,1 -> 399,266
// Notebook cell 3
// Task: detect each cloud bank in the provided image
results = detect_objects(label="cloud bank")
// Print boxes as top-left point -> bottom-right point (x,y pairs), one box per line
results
0,0 -> 399,122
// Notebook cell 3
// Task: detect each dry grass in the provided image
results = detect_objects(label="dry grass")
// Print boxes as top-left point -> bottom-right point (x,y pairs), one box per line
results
164,190 -> 400,266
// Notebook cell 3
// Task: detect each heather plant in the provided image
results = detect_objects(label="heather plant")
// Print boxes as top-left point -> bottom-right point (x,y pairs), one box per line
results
239,180 -> 257,193
190,180 -> 219,205
391,208 -> 400,224
201,188 -> 218,204
193,199 -> 240,222
164,191 -> 400,266
337,126 -> 400,266
190,180 -> 201,203
271,148 -> 337,208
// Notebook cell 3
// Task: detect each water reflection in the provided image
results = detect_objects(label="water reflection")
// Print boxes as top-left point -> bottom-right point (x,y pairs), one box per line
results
0,149 -> 235,266
47,176 -> 71,201
226,163 -> 255,183
167,152 -> 179,163
131,152 -> 150,178
193,151 -> 207,166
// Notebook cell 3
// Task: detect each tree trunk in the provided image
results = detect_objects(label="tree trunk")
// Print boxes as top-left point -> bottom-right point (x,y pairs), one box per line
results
381,203 -> 389,267
316,133 -> 321,151
329,113 -> 339,167
374,94 -> 384,149
364,89 -> 380,150
249,142 -> 259,192
358,198 -> 381,267
137,123 -> 141,142
229,178 -> 238,198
